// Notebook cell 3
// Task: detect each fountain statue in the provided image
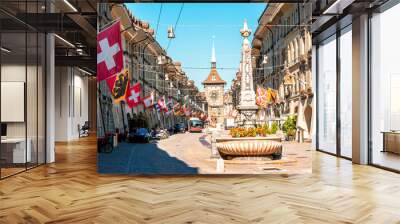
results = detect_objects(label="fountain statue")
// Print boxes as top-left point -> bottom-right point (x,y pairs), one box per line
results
210,20 -> 282,162
237,19 -> 258,128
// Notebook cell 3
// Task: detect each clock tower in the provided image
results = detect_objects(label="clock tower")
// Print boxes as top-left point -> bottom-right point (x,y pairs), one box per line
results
202,40 -> 226,128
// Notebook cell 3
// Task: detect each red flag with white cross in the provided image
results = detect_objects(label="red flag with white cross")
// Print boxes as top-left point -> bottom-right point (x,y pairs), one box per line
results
125,82 -> 141,108
97,20 -> 123,82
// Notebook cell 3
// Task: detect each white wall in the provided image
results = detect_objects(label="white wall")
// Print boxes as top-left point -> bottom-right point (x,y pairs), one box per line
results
1,63 -> 46,164
54,66 -> 89,141
311,46 -> 317,150
1,65 -> 27,141
1,65 -> 35,137
72,73 -> 89,138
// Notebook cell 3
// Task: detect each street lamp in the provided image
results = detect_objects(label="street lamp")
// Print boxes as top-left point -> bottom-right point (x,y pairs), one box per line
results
167,26 -> 175,39
262,55 -> 268,65
157,55 -> 167,65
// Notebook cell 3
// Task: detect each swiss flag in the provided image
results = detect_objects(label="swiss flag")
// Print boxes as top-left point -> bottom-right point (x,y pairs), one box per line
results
125,82 -> 141,108
97,21 -> 123,82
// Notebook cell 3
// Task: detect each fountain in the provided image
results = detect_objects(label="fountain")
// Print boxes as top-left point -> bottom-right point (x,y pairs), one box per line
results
211,20 -> 282,160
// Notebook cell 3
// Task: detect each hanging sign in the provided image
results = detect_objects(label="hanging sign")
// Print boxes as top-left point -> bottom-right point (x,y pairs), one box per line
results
107,69 -> 129,104
143,92 -> 154,109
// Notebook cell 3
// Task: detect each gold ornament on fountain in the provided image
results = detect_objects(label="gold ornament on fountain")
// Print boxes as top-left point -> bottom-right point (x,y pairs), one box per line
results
240,19 -> 251,38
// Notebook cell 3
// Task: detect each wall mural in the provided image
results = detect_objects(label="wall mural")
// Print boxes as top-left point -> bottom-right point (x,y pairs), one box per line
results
97,2 -> 313,175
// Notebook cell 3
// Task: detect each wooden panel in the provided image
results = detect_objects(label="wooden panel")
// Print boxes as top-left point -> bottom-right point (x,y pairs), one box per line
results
386,132 -> 400,154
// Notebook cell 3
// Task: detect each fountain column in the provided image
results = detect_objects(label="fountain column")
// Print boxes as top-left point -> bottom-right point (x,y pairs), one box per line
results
237,20 -> 258,128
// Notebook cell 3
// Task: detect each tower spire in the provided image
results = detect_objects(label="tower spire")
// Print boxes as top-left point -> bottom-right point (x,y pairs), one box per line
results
211,38 -> 216,68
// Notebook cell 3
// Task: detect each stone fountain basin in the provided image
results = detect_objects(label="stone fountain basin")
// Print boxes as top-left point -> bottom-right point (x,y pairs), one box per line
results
215,136 -> 282,158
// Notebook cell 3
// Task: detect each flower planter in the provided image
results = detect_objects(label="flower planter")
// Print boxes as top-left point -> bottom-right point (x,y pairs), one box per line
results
215,137 -> 282,160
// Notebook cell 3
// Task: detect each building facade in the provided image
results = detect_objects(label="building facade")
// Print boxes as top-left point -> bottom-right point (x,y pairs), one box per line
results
251,3 -> 313,139
97,4 -> 204,137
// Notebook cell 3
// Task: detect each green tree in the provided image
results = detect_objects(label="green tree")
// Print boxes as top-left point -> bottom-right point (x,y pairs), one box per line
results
270,122 -> 278,134
282,115 -> 297,136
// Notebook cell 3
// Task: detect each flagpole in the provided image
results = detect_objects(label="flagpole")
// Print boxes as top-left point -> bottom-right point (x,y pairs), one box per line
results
98,86 -> 107,139
99,18 -> 119,33
156,106 -> 161,129
120,102 -> 126,134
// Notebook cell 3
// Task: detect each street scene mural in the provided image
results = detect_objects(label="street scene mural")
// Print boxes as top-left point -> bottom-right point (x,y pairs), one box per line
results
97,3 -> 313,174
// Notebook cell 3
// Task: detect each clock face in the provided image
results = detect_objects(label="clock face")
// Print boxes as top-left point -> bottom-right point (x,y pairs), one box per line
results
211,91 -> 218,100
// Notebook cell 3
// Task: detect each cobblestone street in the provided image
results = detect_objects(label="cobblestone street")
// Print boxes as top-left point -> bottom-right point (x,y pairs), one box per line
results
98,132 -> 312,175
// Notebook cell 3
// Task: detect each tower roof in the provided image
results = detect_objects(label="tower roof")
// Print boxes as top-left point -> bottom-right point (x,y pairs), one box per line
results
203,38 -> 225,85
202,68 -> 226,85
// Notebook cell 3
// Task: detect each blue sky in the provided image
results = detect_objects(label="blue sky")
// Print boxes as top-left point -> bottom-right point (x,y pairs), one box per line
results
126,3 -> 267,91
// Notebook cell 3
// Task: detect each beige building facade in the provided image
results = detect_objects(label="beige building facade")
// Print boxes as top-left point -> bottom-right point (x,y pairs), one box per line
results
251,3 -> 313,139
97,4 -> 204,136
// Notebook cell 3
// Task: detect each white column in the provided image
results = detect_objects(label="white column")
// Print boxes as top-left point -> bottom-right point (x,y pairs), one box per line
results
352,14 -> 369,164
46,32 -> 55,163
54,67 -> 69,141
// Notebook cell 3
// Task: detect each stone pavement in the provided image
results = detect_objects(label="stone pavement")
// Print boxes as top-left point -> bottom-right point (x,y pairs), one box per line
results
98,132 -> 312,175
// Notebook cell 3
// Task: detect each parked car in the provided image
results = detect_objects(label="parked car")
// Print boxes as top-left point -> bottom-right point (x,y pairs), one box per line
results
174,123 -> 186,133
152,129 -> 169,140
167,127 -> 175,135
131,128 -> 151,143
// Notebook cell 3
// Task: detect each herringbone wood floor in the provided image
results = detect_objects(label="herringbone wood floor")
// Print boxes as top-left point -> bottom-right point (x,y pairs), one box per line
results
1,136 -> 400,224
